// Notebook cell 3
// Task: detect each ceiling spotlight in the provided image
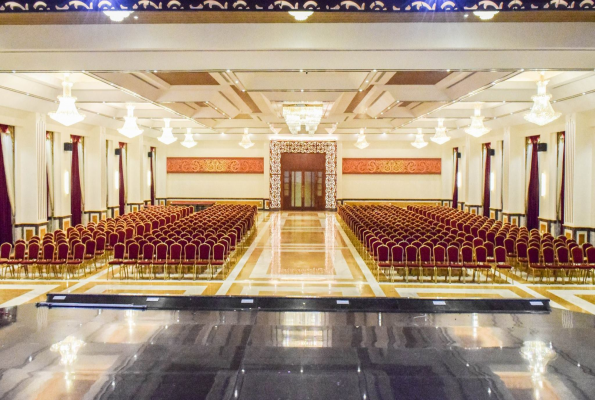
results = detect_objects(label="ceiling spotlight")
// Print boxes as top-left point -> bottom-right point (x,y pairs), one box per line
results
473,11 -> 499,20
134,16 -> 138,19
354,128 -> 369,149
465,104 -> 490,138
157,118 -> 177,145
103,10 -> 134,22
49,73 -> 85,126
181,128 -> 197,149
288,11 -> 314,21
411,128 -> 428,149
117,104 -> 143,138
430,118 -> 450,145
239,128 -> 254,149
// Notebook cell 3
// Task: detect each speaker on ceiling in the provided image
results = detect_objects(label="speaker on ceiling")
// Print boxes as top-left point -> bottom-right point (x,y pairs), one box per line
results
537,143 -> 548,152
63,143 -> 73,152
148,152 -> 153,158
115,149 -> 122,156
488,149 -> 496,156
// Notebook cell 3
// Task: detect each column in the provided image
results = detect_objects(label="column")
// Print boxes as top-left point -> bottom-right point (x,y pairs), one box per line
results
83,126 -> 107,223
14,112 -> 47,239
155,143 -> 167,205
537,131 -> 558,233
463,135 -> 482,215
126,135 -> 144,213
502,126 -> 526,226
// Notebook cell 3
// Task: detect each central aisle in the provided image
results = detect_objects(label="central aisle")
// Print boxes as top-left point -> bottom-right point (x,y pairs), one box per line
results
219,212 -> 382,297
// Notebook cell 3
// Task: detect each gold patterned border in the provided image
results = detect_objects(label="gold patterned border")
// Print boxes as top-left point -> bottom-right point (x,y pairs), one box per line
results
269,141 -> 337,209
342,158 -> 441,174
167,157 -> 264,174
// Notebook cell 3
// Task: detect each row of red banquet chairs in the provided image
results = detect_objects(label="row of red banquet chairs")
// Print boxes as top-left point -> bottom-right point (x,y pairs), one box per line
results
338,205 -> 595,283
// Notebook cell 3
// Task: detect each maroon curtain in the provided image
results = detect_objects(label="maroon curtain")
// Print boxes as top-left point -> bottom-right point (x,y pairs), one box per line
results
452,147 -> 459,209
119,142 -> 126,216
0,125 -> 13,244
560,132 -> 566,225
150,146 -> 156,206
526,136 -> 540,231
482,143 -> 491,218
71,135 -> 83,226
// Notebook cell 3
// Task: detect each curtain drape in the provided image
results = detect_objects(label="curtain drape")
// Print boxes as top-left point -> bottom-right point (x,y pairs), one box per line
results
557,132 -> 565,226
452,147 -> 459,209
118,142 -> 126,216
526,135 -> 540,231
46,132 -> 54,218
0,125 -> 13,244
71,135 -> 83,226
482,143 -> 491,218
150,146 -> 156,206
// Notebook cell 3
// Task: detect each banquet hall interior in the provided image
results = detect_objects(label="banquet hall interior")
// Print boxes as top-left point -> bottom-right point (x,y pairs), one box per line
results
1,3 -> 595,399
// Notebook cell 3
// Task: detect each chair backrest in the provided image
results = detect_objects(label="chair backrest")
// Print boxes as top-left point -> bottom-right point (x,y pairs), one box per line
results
113,243 -> 126,259
0,242 -> 12,259
556,246 -> 570,263
27,242 -> 40,260
434,245 -> 446,262
213,243 -> 225,261
128,242 -> 140,260
571,246 -> 584,263
142,243 -> 155,260
85,240 -> 96,256
170,243 -> 183,260
405,245 -> 418,262
156,243 -> 168,259
516,242 -> 528,258
56,243 -> 69,260
447,246 -> 460,263
586,247 -> 595,264
377,245 -> 389,262
461,246 -> 474,262
73,243 -> 86,259
475,246 -> 487,263
42,243 -> 55,260
184,243 -> 197,261
391,245 -> 404,263
96,235 -> 106,251
527,247 -> 540,265
419,245 -> 432,262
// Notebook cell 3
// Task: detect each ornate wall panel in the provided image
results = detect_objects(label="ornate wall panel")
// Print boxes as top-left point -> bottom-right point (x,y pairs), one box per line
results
342,158 -> 441,174
167,157 -> 264,174
270,141 -> 337,209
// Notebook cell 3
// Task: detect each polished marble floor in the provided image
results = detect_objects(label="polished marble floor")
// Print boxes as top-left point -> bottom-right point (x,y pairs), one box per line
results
0,304 -> 594,399
2,212 -> 595,314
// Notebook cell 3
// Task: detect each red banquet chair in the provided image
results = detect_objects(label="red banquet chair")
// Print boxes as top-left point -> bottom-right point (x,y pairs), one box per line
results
375,245 -> 390,281
167,243 -> 183,279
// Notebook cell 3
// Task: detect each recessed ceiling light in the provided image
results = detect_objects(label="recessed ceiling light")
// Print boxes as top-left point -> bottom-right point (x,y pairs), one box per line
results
153,70 -> 157,73
301,89 -> 304,92
226,69 -> 231,73
359,89 -> 363,92
447,69 -> 450,72
235,80 -> 239,83
134,16 -> 138,19
11,70 -> 15,73
365,80 -> 369,83
300,69 -> 303,72
373,69 -> 377,72
242,89 -> 246,92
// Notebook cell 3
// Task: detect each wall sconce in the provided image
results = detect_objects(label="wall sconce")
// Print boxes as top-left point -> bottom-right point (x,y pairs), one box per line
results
64,171 -> 70,195
457,172 -> 462,188
490,172 -> 495,192
115,171 -> 119,190
541,173 -> 546,197
147,171 -> 151,187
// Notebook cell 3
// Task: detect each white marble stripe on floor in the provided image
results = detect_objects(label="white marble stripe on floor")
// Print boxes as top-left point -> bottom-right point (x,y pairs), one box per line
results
334,217 -> 385,297
395,288 -> 522,298
548,290 -> 595,315
216,217 -> 273,295
0,285 -> 60,308
59,267 -> 110,293
83,285 -> 208,295
240,285 -> 362,296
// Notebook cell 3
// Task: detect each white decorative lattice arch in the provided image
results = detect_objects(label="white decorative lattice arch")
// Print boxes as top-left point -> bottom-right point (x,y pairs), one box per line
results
269,140 -> 337,209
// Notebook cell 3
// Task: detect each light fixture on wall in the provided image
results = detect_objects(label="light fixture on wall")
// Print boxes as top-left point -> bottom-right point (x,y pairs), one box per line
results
181,128 -> 197,148
288,11 -> 313,21
411,128 -> 428,149
473,11 -> 498,20
269,125 -> 281,135
49,73 -> 86,127
114,171 -> 119,190
325,124 -> 337,135
465,104 -> 490,138
239,128 -> 254,149
457,172 -> 462,188
490,172 -> 495,191
64,171 -> 70,195
354,128 -> 369,149
117,105 -> 143,138
524,73 -> 561,126
157,118 -> 177,145
103,10 -> 134,22
147,171 -> 151,187
430,119 -> 450,144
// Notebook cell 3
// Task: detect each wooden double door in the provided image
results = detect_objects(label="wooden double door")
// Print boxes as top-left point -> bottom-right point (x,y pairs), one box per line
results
281,153 -> 325,211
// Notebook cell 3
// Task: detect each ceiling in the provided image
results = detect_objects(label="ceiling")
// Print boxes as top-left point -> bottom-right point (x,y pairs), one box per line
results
1,68 -> 594,141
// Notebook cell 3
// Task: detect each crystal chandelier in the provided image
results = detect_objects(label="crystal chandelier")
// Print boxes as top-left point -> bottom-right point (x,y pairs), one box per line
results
354,128 -> 369,149
524,76 -> 561,126
411,128 -> 428,149
430,119 -> 450,144
282,104 -> 324,135
117,105 -> 143,139
325,124 -> 337,135
157,118 -> 177,145
181,128 -> 197,148
49,73 -> 86,127
465,105 -> 490,138
239,128 -> 254,149
269,125 -> 281,135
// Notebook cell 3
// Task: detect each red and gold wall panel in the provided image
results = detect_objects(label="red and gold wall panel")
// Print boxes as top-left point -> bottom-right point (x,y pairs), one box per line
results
342,158 -> 441,175
167,157 -> 264,174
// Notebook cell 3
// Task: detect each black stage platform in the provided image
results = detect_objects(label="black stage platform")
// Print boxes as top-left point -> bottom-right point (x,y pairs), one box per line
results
0,299 -> 594,399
